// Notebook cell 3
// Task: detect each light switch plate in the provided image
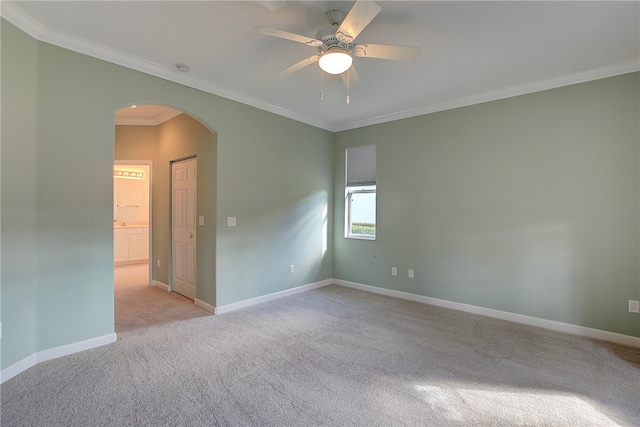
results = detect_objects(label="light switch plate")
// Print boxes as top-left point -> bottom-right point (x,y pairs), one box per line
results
227,216 -> 237,227
199,216 -> 205,226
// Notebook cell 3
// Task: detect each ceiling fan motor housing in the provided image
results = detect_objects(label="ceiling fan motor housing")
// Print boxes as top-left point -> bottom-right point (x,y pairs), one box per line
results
313,9 -> 355,54
315,25 -> 354,54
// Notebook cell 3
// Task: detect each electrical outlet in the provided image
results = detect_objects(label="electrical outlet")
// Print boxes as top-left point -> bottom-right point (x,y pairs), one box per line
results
629,300 -> 640,313
289,265 -> 295,274
391,267 -> 397,276
408,269 -> 414,279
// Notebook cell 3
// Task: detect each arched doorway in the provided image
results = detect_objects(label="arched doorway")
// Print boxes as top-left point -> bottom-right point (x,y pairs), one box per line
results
113,104 -> 217,332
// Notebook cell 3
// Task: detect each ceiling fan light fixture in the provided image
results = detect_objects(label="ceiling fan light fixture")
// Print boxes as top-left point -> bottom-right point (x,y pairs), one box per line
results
319,49 -> 352,75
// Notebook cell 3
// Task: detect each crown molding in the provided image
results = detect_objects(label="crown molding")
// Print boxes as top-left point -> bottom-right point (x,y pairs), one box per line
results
333,59 -> 640,132
115,109 -> 183,126
0,2 -> 334,131
0,0 -> 43,39
115,117 -> 159,126
154,108 -> 183,125
2,2 -> 638,133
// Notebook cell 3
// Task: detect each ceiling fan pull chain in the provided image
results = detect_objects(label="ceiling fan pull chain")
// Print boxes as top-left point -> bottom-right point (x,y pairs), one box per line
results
346,68 -> 351,104
320,68 -> 324,100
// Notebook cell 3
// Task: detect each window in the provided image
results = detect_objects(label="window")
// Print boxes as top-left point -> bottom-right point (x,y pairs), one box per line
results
345,144 -> 376,239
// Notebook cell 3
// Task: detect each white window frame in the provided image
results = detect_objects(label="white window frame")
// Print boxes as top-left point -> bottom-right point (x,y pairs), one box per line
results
345,185 -> 376,240
345,144 -> 377,241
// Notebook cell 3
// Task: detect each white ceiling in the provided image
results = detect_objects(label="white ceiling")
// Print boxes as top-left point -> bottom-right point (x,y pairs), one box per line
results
3,1 -> 639,132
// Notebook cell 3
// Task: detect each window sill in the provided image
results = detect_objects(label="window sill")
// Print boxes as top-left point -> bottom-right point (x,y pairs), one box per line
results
345,235 -> 376,241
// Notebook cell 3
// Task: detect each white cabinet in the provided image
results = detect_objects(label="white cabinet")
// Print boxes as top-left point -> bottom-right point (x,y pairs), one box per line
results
129,234 -> 149,261
114,235 -> 130,263
114,227 -> 149,264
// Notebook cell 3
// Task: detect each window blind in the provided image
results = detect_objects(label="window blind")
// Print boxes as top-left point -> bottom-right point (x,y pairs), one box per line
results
346,144 -> 376,187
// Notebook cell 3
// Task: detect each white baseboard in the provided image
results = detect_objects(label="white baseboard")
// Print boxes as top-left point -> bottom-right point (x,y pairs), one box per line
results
0,354 -> 38,385
36,333 -> 117,363
195,298 -> 215,314
152,280 -> 170,292
215,278 -> 333,315
152,281 -> 214,313
334,279 -> 640,348
153,281 -> 210,312
1,333 -> 117,384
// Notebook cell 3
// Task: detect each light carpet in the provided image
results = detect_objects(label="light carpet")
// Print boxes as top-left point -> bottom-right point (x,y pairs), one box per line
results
2,285 -> 639,426
114,263 -> 209,332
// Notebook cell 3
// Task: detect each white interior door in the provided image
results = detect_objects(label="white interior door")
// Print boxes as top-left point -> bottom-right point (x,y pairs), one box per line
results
171,158 -> 197,299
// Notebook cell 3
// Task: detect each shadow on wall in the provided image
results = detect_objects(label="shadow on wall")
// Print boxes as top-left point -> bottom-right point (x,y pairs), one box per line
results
217,191 -> 330,302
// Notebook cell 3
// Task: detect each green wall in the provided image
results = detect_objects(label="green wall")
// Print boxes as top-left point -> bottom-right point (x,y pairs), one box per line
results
1,20 -> 334,369
334,73 -> 640,337
1,21 -> 39,368
215,111 -> 334,305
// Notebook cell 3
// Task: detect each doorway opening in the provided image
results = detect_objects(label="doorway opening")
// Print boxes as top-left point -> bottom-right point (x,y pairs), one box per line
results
113,161 -> 153,331
113,161 -> 152,281
113,104 -> 216,332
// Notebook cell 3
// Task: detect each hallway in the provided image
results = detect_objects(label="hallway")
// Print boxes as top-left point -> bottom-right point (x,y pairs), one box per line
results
114,263 -> 210,332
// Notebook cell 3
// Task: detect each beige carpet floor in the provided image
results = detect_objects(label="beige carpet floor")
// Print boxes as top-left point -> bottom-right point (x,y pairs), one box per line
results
2,282 -> 639,426
114,263 -> 210,332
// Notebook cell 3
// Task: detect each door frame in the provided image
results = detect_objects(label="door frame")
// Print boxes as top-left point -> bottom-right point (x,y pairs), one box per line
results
114,159 -> 153,285
169,155 -> 197,296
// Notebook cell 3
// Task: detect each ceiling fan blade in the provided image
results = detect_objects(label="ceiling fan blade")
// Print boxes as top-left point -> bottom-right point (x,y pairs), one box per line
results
335,0 -> 382,44
354,43 -> 421,61
254,26 -> 323,47
276,55 -> 320,78
341,65 -> 362,88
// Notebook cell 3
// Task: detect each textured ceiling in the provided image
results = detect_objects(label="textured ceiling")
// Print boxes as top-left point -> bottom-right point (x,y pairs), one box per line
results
3,1 -> 639,131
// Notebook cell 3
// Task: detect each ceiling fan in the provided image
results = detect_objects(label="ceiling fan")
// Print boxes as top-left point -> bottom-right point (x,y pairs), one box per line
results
255,0 -> 421,87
